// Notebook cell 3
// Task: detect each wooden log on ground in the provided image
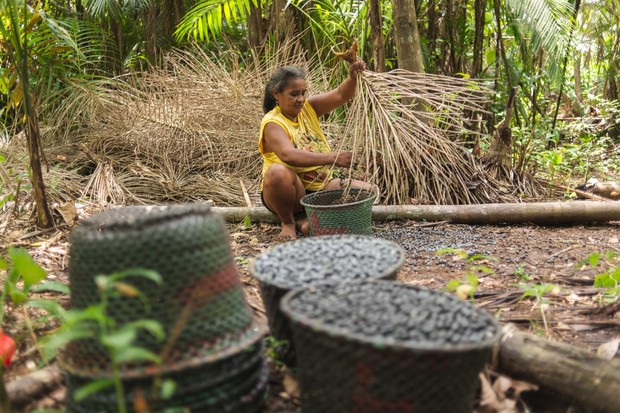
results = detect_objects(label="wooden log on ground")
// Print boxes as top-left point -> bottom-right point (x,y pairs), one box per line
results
493,325 -> 620,413
213,201 -> 620,225
6,366 -> 64,407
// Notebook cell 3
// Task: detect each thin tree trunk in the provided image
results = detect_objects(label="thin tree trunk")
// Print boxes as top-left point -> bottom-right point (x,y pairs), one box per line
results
551,0 -> 582,131
392,0 -> 424,73
368,0 -> 385,72
248,1 -> 263,50
144,4 -> 158,66
21,71 -> 53,228
471,0 -> 486,77
493,0 -> 512,89
426,0 -> 438,72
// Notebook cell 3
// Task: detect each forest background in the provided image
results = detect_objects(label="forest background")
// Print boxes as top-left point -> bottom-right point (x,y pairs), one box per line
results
1,0 -> 619,227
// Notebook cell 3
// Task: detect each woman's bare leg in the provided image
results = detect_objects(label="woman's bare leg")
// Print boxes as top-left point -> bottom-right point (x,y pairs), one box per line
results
262,164 -> 306,240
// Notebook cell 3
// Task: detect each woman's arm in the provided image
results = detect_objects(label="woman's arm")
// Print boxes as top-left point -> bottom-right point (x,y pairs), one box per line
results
308,59 -> 366,118
263,123 -> 353,167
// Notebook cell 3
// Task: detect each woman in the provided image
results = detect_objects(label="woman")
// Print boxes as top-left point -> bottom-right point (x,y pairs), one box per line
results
258,59 -> 371,239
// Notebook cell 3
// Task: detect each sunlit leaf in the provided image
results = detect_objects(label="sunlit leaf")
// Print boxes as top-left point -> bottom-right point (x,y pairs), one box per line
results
30,281 -> 71,295
125,320 -> 165,341
8,247 -> 47,288
73,379 -> 115,401
114,347 -> 161,364
160,379 -> 177,399
27,299 -> 67,317
101,326 -> 137,351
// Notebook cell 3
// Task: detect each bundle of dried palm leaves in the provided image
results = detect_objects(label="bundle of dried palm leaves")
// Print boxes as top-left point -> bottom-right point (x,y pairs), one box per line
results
333,47 -> 542,204
46,43 -> 327,207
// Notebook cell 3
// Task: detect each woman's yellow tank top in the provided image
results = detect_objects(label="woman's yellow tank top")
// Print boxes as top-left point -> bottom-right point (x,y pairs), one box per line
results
258,101 -> 333,191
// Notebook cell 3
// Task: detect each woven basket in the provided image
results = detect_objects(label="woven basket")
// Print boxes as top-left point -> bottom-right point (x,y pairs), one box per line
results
63,204 -> 267,412
65,204 -> 264,375
300,189 -> 376,236
251,235 -> 405,366
280,281 -> 501,413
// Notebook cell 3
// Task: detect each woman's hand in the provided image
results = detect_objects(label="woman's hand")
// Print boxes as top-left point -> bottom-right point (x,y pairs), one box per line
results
349,58 -> 366,79
333,151 -> 354,168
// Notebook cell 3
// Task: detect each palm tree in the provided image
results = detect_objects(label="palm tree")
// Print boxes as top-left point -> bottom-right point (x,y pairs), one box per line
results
0,0 -> 53,227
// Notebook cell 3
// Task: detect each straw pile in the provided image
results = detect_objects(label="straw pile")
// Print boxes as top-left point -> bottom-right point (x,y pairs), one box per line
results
2,42 -> 542,211
337,68 -> 542,205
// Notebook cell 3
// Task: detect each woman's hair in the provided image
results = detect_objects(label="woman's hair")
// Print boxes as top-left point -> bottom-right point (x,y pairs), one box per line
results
263,66 -> 306,114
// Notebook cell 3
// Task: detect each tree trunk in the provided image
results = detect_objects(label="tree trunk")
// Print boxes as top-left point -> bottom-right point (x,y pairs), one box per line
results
494,325 -> 620,413
426,0 -> 438,72
471,0 -> 487,77
368,0 -> 385,72
213,201 -> 620,225
21,55 -> 53,228
248,1 -> 263,50
484,87 -> 516,170
392,0 -> 424,72
144,4 -> 158,66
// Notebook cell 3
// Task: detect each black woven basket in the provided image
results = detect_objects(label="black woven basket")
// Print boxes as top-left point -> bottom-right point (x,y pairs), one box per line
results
66,357 -> 269,413
251,235 -> 405,366
300,188 -> 376,236
280,281 -> 501,413
64,204 -> 264,375
63,204 -> 267,412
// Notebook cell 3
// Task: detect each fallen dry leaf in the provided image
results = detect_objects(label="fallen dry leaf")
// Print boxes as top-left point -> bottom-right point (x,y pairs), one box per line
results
597,338 -> 620,360
478,372 -> 538,413
282,370 -> 300,404
54,201 -> 78,225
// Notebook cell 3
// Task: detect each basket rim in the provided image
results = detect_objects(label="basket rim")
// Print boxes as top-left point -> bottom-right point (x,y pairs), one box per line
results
300,188 -> 377,210
279,280 -> 502,353
59,319 -> 267,379
249,235 -> 406,290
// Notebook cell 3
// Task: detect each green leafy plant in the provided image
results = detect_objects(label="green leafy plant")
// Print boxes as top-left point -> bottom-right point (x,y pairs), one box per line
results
0,247 -> 68,413
513,264 -> 531,281
577,251 -> 620,302
518,283 -> 559,336
265,335 -> 288,367
437,248 -> 496,300
0,247 -> 69,325
41,269 -> 165,413
242,215 -> 252,229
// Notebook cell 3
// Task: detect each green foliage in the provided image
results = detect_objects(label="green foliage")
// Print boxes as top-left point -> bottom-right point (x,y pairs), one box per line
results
518,283 -> 557,301
513,264 -> 531,281
437,248 -> 496,300
242,215 -> 252,229
577,251 -> 620,301
0,247 -> 67,325
175,0 -> 257,43
265,335 -> 288,367
518,282 -> 558,336
41,268 -> 165,413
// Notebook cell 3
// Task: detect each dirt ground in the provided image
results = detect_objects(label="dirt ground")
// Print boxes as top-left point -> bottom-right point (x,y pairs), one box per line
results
3,213 -> 620,413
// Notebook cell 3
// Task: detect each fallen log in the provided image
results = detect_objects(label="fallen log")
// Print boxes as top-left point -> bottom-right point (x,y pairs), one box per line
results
6,366 -> 63,408
493,325 -> 620,413
213,201 -> 620,225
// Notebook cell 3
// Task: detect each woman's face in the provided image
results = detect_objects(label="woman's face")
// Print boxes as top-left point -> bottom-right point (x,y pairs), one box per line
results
273,77 -> 307,121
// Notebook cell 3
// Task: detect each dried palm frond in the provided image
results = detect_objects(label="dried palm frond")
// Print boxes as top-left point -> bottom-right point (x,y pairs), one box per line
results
82,161 -> 127,205
336,68 -> 530,205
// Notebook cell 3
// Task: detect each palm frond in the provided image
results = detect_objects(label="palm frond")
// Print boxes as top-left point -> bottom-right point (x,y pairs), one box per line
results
175,0 -> 255,43
504,0 -> 575,60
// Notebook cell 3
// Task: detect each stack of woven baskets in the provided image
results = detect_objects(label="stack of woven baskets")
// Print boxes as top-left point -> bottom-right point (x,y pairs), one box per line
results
252,233 -> 501,413
63,204 -> 267,412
